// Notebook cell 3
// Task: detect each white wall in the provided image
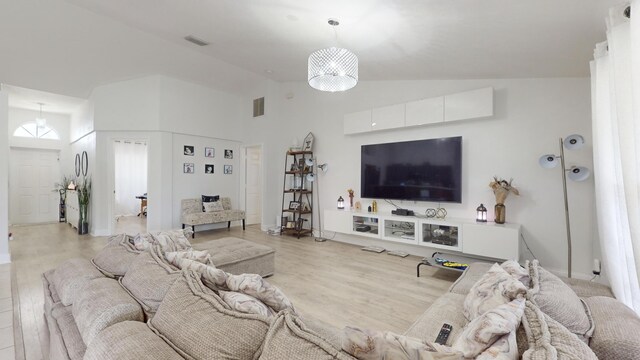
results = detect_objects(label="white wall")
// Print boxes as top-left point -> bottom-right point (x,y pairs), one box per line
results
70,99 -> 94,143
0,92 -> 9,263
159,76 -> 244,141
93,76 -> 161,132
80,75 -> 246,235
172,133 -> 241,230
240,79 -> 287,229
261,78 -> 596,277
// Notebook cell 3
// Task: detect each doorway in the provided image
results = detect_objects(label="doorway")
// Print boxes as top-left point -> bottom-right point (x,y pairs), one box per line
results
9,148 -> 61,224
113,139 -> 148,235
244,145 -> 263,226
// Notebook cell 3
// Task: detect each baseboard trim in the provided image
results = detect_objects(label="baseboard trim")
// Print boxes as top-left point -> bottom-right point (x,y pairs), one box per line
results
90,229 -> 110,237
0,253 -> 11,264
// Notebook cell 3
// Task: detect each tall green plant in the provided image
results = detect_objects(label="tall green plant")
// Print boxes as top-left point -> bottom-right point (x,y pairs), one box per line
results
77,177 -> 91,206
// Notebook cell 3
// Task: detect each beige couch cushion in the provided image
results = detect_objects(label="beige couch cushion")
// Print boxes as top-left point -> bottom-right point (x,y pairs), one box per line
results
562,277 -> 614,298
404,293 -> 468,346
521,301 -> 597,360
91,234 -> 141,277
50,303 -> 86,360
120,246 -> 181,317
148,270 -> 271,360
447,262 -> 493,295
84,321 -> 182,360
584,296 -> 640,360
260,310 -> 355,360
72,277 -> 144,346
52,258 -> 105,306
527,260 -> 594,342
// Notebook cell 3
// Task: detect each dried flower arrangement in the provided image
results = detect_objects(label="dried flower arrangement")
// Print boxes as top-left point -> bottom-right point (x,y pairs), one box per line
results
489,177 -> 519,204
347,188 -> 355,207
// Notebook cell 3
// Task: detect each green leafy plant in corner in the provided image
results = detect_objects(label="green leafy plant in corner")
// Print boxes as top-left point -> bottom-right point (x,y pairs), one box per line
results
77,177 -> 91,234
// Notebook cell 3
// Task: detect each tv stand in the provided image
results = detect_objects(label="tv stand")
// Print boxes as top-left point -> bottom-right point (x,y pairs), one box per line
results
323,210 -> 520,261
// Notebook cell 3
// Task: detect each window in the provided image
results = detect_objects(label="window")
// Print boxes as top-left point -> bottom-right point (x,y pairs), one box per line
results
13,122 -> 59,140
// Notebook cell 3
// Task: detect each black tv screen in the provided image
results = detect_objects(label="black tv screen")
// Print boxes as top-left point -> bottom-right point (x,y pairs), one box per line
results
361,137 -> 462,203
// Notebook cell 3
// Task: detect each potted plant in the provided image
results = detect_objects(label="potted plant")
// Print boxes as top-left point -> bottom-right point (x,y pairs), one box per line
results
53,176 -> 73,223
76,177 -> 91,235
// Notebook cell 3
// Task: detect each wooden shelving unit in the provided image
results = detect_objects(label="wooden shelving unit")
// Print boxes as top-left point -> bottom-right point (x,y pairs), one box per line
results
281,150 -> 314,238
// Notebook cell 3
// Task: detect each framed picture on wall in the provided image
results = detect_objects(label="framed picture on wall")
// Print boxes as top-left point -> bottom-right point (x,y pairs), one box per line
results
183,163 -> 194,174
205,147 -> 215,158
205,164 -> 214,174
184,145 -> 195,156
224,165 -> 233,174
224,149 -> 233,159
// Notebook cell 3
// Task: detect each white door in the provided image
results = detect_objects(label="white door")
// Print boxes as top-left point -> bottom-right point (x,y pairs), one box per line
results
9,148 -> 60,224
245,146 -> 262,225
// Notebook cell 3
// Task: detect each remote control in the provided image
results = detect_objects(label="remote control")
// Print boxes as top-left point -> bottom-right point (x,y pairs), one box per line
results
434,323 -> 452,345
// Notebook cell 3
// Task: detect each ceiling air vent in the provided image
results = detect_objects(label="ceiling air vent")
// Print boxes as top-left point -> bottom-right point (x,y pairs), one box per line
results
253,97 -> 265,117
184,35 -> 209,47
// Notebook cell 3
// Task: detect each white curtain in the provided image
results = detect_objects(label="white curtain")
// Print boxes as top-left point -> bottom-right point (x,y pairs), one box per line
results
591,2 -> 640,314
114,140 -> 148,217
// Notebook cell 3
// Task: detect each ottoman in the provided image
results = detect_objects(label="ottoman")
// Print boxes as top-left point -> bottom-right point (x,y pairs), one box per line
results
193,237 -> 275,277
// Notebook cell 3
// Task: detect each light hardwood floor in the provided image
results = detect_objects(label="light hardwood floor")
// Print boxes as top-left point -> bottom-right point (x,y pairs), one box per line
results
9,222 -> 459,360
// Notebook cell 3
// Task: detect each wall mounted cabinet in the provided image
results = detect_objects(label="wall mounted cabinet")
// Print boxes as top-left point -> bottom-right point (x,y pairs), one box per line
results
405,96 -> 444,127
371,104 -> 405,132
343,110 -> 372,135
444,87 -> 494,122
344,87 -> 494,135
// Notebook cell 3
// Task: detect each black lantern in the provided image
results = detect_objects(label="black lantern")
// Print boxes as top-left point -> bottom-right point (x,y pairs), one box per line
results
337,196 -> 345,210
476,203 -> 487,222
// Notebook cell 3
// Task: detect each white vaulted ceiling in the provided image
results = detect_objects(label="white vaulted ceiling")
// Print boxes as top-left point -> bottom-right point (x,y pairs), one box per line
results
0,0 -> 623,97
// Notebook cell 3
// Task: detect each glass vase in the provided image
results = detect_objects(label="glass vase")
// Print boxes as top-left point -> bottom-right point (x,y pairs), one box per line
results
78,203 -> 89,235
494,203 -> 506,224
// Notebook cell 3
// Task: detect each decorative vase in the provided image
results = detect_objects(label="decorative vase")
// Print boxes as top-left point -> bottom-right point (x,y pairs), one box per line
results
495,203 -> 506,224
78,203 -> 89,235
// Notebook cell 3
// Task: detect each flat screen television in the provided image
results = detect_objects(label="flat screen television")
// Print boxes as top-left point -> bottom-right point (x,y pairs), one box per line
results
361,136 -> 462,203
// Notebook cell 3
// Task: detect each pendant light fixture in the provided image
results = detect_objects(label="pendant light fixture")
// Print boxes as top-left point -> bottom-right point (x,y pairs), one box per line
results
308,18 -> 358,92
36,103 -> 46,129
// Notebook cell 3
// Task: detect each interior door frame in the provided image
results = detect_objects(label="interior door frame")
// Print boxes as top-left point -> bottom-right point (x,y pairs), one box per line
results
108,136 -> 150,235
241,143 -> 264,229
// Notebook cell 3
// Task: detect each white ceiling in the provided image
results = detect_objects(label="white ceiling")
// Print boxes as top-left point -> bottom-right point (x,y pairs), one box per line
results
0,0 -> 623,98
3,85 -> 86,115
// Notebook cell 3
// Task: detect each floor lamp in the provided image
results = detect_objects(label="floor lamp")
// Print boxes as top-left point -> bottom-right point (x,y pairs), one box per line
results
539,134 -> 590,278
305,158 -> 328,242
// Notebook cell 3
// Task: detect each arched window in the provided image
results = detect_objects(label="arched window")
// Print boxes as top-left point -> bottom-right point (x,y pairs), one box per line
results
13,122 -> 60,140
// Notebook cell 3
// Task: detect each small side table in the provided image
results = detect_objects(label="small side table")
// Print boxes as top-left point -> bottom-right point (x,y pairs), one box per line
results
136,195 -> 147,217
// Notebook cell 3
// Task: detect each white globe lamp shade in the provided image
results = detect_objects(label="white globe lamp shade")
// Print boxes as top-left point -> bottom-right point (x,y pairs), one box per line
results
538,154 -> 559,169
568,166 -> 590,182
308,47 -> 358,92
563,134 -> 585,150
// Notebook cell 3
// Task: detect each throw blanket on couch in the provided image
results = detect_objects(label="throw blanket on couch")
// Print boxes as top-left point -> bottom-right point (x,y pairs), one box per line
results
163,247 -> 295,318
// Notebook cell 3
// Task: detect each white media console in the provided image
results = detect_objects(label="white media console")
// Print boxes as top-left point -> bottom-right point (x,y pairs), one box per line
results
324,209 -> 521,261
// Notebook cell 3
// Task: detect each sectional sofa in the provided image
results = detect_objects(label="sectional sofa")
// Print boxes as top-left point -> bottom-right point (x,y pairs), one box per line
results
42,232 -> 639,359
